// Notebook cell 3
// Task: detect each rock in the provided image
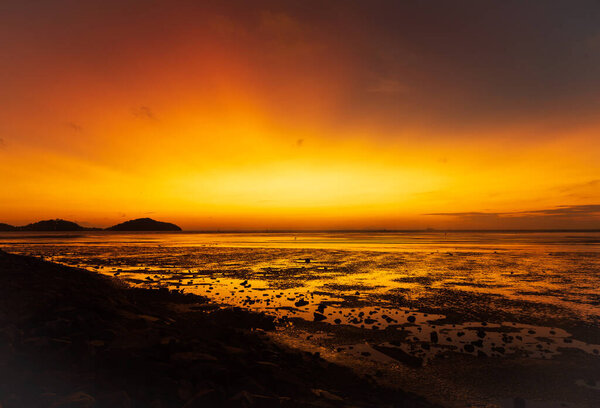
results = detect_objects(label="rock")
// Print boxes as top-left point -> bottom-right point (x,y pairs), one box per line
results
373,345 -> 423,368
98,391 -> 132,408
311,389 -> 344,401
182,389 -> 220,408
295,299 -> 309,307
170,351 -> 218,362
471,339 -> 483,348
178,379 -> 194,401
334,319 -> 341,324
430,331 -> 439,343
407,315 -> 416,323
513,396 -> 526,408
50,392 -> 95,408
313,312 -> 327,322
210,308 -> 275,330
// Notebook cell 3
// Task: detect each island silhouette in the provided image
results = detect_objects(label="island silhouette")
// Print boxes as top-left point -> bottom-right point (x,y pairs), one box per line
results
106,217 -> 182,231
19,219 -> 93,231
0,218 -> 182,231
0,222 -> 16,231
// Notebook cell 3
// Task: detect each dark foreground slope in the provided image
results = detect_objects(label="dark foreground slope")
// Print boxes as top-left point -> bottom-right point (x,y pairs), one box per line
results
0,249 -> 434,408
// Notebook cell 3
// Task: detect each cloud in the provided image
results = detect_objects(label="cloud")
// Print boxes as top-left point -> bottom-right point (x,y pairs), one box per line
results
259,11 -> 302,37
520,205 -> 600,216
65,122 -> 83,132
555,179 -> 600,193
425,211 -> 502,218
425,205 -> 600,219
0,138 -> 5,149
367,79 -> 408,94
132,106 -> 157,121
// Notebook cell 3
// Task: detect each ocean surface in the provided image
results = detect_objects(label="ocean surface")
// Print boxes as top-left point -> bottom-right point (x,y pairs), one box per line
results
2,231 -> 600,406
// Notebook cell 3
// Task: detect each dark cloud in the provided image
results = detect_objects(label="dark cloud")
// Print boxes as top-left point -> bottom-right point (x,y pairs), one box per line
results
367,79 -> 408,94
521,205 -> 600,216
65,122 -> 83,132
556,180 -> 600,193
426,212 -> 501,217
3,0 -> 600,135
426,205 -> 600,219
132,106 -> 157,121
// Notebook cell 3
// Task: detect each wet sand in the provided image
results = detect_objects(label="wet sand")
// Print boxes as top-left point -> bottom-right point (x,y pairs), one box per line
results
0,249 -> 433,408
2,233 -> 600,407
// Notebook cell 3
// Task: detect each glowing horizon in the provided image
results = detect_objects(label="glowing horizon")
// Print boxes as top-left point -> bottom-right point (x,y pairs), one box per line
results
1,1 -> 600,230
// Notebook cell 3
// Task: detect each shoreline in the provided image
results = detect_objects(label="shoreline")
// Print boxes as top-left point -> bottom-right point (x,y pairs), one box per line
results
0,248 -> 435,408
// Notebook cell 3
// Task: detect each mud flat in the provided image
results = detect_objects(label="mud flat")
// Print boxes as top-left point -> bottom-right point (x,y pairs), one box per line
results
0,248 -> 435,408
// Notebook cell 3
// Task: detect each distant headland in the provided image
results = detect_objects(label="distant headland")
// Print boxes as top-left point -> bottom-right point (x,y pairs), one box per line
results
0,222 -> 17,231
0,218 -> 182,232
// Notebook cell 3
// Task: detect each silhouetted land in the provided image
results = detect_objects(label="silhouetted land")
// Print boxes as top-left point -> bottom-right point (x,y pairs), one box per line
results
0,218 -> 181,232
18,219 -> 93,231
0,222 -> 16,231
0,248 -> 432,408
106,217 -> 182,231
2,218 -> 600,233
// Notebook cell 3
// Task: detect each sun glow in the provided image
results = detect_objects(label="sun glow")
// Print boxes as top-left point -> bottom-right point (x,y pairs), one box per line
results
1,2 -> 599,229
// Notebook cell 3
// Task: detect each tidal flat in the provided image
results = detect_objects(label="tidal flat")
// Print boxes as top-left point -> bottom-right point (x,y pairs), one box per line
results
1,231 -> 599,407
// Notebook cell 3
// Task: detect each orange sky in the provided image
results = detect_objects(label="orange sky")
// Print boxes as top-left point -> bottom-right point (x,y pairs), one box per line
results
1,1 -> 599,230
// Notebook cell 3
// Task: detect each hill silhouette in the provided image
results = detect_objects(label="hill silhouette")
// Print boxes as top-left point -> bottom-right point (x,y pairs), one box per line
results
106,218 -> 182,231
19,219 -> 90,231
0,222 -> 16,231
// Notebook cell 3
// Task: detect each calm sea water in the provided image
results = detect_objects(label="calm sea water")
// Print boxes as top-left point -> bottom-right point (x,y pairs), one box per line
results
1,230 -> 599,250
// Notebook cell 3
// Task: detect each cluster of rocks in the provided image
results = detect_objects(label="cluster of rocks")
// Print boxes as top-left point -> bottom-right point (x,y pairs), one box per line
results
0,249 -> 435,408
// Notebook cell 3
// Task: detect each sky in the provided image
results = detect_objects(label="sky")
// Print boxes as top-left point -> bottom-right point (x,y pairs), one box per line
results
1,0 -> 600,230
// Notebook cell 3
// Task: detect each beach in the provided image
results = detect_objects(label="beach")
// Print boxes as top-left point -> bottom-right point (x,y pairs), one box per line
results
0,247 -> 436,407
1,232 -> 599,407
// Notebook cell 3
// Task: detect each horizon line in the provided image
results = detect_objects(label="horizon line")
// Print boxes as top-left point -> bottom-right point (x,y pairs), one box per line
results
4,228 -> 600,233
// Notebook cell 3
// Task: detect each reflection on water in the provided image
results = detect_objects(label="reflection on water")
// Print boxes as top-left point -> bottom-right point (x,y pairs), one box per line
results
2,231 -> 599,366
